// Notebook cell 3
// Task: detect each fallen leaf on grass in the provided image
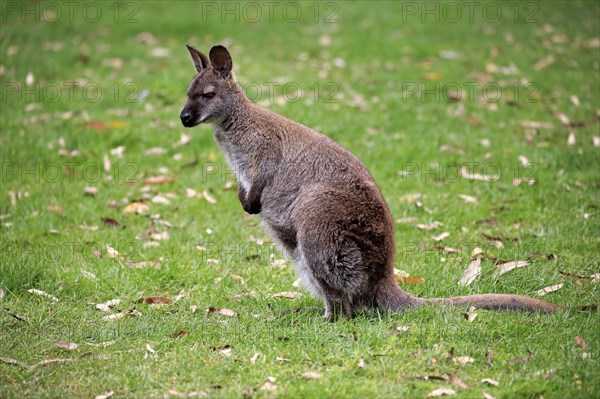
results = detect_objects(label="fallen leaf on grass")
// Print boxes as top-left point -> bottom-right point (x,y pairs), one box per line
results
482,233 -> 504,249
452,356 -> 474,366
27,288 -> 59,302
507,351 -> 532,365
94,391 -> 115,399
206,307 -> 238,317
145,344 -> 158,359
47,204 -> 63,213
202,190 -> 217,204
388,326 -> 410,335
141,296 -> 172,305
486,350 -> 494,363
426,388 -> 456,397
272,291 -> 302,299
144,147 -> 167,156
52,341 -> 78,351
493,260 -> 529,278
151,195 -> 171,205
396,276 -> 426,284
143,175 -> 176,186
103,311 -> 127,321
458,194 -> 477,204
260,377 -> 277,391
481,378 -> 500,386
575,336 -> 588,349
169,330 -> 188,339
84,186 -> 99,196
416,221 -> 443,231
105,244 -> 120,259
165,389 -> 207,398
123,201 -> 150,215
482,392 -> 496,399
81,270 -> 98,281
432,232 -> 450,242
302,371 -> 322,379
357,358 -> 365,368
534,55 -> 555,71
0,357 -> 28,368
128,260 -> 160,270
229,274 -> 246,285
466,306 -> 478,323
250,352 -> 261,364
446,373 -> 469,389
35,358 -> 73,367
173,133 -> 192,148
79,120 -> 107,132
0,287 -> 4,300
458,248 -> 483,286
536,283 -> 563,296
101,217 -> 120,228
460,167 -> 498,182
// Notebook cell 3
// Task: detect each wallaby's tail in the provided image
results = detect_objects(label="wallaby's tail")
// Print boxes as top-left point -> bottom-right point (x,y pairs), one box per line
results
376,278 -> 564,313
376,278 -> 427,311
427,294 -> 564,312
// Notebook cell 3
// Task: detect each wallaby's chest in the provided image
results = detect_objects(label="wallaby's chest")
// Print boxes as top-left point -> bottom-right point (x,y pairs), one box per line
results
213,128 -> 251,191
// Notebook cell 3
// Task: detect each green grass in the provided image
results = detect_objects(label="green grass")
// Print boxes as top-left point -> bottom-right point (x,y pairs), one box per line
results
1,1 -> 599,398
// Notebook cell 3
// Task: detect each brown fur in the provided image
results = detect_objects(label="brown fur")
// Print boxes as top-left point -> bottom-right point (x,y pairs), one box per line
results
180,45 -> 563,320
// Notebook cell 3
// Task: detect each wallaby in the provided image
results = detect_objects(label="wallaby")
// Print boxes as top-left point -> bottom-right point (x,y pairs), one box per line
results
180,45 -> 563,320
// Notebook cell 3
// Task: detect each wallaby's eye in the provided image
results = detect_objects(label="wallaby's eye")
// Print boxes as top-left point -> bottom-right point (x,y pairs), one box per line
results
201,92 -> 216,99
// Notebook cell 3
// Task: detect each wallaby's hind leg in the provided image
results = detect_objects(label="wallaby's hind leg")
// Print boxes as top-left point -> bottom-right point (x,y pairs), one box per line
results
318,281 -> 352,321
297,236 -> 365,321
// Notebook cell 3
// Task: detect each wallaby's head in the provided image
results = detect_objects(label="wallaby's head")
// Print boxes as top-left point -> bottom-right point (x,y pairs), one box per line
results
180,45 -> 240,127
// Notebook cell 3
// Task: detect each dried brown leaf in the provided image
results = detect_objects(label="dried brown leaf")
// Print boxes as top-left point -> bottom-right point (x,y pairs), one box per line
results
0,357 -> 28,368
396,276 -> 426,285
143,176 -> 176,186
260,377 -> 277,391
169,330 -> 188,339
123,201 -> 150,215
302,371 -> 322,379
27,288 -> 59,302
94,391 -> 115,399
272,291 -> 302,299
35,358 -> 73,367
101,217 -> 120,228
206,307 -> 238,317
426,388 -> 456,397
446,373 -> 469,389
452,356 -> 474,366
493,260 -> 529,278
52,341 -> 78,351
536,283 -> 563,296
575,336 -> 588,349
466,306 -> 478,323
432,232 -> 450,242
416,221 -> 443,231
458,194 -> 477,204
458,252 -> 482,286
481,378 -> 500,386
141,296 -> 172,305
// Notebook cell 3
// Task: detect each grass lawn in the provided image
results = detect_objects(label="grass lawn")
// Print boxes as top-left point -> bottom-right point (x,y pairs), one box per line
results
1,1 -> 599,398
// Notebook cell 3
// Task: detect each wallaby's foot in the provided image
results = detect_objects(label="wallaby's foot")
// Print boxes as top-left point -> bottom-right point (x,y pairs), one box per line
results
323,293 -> 352,321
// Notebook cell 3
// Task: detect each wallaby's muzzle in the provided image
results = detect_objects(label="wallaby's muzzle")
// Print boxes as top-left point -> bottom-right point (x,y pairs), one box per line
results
179,109 -> 194,127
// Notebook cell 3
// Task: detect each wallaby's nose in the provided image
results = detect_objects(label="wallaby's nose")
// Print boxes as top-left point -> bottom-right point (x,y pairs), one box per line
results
180,111 -> 192,126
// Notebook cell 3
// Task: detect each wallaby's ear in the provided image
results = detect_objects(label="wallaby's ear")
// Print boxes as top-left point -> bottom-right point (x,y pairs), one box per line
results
186,44 -> 210,73
209,45 -> 233,80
